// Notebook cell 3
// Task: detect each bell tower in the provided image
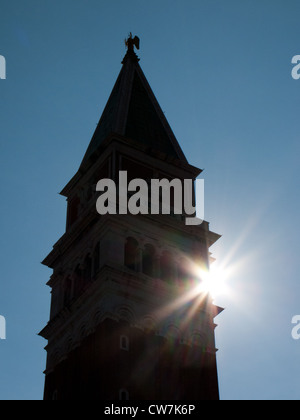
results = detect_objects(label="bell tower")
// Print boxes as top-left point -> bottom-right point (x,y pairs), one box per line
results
40,36 -> 223,401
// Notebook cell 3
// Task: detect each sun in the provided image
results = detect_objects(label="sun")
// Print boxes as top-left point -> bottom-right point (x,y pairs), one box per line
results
197,264 -> 229,299
153,260 -> 231,328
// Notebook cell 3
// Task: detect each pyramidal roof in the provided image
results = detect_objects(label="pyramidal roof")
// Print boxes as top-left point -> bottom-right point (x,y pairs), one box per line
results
79,37 -> 188,171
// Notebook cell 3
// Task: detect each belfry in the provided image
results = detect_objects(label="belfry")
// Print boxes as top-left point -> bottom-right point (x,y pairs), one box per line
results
40,35 -> 223,400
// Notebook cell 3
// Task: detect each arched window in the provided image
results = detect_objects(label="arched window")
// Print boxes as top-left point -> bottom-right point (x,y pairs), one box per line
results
74,264 -> 83,298
142,244 -> 155,277
83,254 -> 92,284
160,251 -> 173,283
52,390 -> 58,401
191,333 -> 205,347
166,326 -> 181,352
119,389 -> 129,401
125,237 -> 138,271
177,257 -> 190,287
120,335 -> 129,351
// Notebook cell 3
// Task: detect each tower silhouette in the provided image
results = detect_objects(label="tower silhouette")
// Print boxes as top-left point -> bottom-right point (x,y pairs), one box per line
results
40,36 -> 223,401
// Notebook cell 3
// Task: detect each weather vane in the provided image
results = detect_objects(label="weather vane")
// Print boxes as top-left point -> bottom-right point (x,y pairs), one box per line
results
125,32 -> 140,52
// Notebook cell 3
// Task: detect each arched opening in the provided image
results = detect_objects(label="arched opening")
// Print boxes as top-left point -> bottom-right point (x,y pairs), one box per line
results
52,390 -> 58,401
177,257 -> 191,287
191,333 -> 205,347
120,335 -> 130,351
160,251 -> 173,283
83,254 -> 92,285
119,388 -> 129,401
125,237 -> 139,271
74,264 -> 83,298
142,244 -> 155,277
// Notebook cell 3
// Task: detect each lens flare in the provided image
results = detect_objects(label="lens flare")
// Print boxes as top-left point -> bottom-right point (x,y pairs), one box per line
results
197,265 -> 229,299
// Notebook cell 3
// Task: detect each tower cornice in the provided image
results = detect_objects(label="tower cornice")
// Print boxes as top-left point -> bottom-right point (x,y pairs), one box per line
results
60,133 -> 202,198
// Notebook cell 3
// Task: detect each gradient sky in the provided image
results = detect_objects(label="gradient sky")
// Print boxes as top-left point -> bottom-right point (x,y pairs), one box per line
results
0,0 -> 300,400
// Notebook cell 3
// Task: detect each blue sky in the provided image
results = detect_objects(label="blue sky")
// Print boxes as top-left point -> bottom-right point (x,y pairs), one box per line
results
0,0 -> 300,400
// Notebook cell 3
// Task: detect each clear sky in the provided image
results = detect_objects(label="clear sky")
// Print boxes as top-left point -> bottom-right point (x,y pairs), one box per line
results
0,0 -> 300,400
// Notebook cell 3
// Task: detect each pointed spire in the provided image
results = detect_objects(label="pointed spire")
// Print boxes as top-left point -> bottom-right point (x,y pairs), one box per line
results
79,36 -> 188,172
